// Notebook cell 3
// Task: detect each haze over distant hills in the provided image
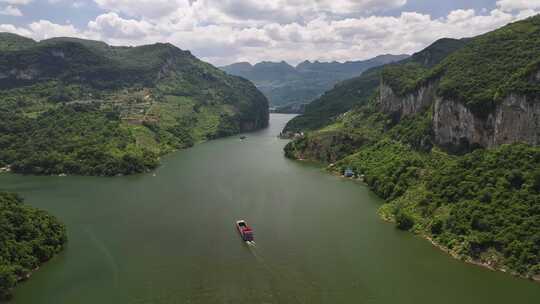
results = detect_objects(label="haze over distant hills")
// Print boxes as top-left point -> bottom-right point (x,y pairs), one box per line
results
221,54 -> 409,110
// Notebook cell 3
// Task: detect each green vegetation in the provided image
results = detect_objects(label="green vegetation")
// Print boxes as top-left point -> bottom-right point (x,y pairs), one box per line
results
382,15 -> 540,116
0,192 -> 67,300
284,16 -> 540,280
335,138 -> 540,278
0,33 -> 36,52
284,106 -> 386,162
0,105 -> 158,176
435,17 -> 540,110
287,103 -> 540,277
290,13 -> 540,134
0,33 -> 268,176
283,68 -> 383,132
381,63 -> 429,97
379,37 -> 469,98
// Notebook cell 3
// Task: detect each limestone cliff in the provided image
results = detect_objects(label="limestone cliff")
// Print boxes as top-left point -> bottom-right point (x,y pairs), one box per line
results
434,94 -> 540,152
378,80 -> 437,123
377,73 -> 540,152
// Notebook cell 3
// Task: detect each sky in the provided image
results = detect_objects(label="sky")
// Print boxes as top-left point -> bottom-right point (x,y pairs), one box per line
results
0,0 -> 539,66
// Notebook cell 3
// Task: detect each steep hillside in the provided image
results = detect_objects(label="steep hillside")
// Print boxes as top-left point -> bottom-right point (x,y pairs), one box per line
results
378,15 -> 540,152
0,33 -> 269,176
284,38 -> 466,133
284,15 -> 540,279
221,54 -> 408,109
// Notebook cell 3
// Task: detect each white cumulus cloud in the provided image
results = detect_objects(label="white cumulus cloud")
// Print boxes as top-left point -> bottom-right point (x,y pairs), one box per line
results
0,23 -> 32,36
26,20 -> 82,40
497,0 -> 540,11
88,12 -> 156,39
94,0 -> 190,18
1,1 -> 539,66
92,0 -> 409,23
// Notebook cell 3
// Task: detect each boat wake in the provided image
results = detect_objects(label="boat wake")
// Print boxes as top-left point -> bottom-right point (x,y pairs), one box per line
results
245,241 -> 295,303
84,227 -> 119,288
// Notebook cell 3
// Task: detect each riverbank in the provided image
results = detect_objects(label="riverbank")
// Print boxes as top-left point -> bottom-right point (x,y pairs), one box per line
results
3,119 -> 267,178
287,139 -> 540,283
333,165 -> 540,283
376,204 -> 540,283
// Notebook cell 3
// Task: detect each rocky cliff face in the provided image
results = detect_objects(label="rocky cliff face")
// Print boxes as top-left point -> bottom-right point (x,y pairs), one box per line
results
378,73 -> 540,152
378,80 -> 437,123
434,94 -> 540,151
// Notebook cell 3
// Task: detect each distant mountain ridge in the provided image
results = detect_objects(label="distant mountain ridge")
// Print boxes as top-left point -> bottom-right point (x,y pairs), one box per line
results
221,54 -> 409,109
284,38 -> 468,132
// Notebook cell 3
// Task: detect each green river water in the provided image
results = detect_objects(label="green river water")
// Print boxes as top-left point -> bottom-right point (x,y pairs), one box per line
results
1,114 -> 539,303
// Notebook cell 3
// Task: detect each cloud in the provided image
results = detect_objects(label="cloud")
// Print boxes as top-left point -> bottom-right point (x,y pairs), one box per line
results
92,0 -> 408,23
88,12 -> 156,39
26,20 -> 82,40
313,0 -> 408,15
0,4 -> 22,16
1,1 -> 539,66
94,0 -> 190,18
497,0 -> 540,11
0,23 -> 32,36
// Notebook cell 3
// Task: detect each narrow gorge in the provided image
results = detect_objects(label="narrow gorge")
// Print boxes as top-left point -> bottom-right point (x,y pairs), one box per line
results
284,15 -> 540,280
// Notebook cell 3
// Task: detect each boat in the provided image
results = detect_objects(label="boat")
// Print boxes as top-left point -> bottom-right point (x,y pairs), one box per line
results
236,220 -> 254,242
240,135 -> 247,140
344,168 -> 354,178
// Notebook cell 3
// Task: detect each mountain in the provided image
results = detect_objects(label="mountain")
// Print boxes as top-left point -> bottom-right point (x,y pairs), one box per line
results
221,54 -> 409,109
283,38 -> 467,132
0,32 -> 36,51
0,33 -> 269,176
284,15 -> 540,279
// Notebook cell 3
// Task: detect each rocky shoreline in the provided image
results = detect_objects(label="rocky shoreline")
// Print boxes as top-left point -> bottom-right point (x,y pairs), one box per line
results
425,234 -> 540,283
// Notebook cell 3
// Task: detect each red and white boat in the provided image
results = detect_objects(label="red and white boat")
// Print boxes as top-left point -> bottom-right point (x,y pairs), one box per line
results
236,220 -> 254,242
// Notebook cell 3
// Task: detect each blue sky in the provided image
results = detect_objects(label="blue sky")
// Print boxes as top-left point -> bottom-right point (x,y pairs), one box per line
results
1,1 -> 102,28
0,0 -> 539,65
393,0 -> 497,18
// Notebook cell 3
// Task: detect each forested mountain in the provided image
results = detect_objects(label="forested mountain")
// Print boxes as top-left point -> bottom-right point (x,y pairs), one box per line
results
284,15 -> 540,279
221,54 -> 408,109
0,33 -> 269,176
283,38 -> 467,132
0,192 -> 67,300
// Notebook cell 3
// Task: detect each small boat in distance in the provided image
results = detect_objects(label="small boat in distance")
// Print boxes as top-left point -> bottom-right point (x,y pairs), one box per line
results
236,220 -> 254,242
240,135 -> 247,140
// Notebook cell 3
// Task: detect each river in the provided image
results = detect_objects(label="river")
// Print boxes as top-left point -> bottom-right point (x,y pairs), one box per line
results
1,114 -> 539,303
